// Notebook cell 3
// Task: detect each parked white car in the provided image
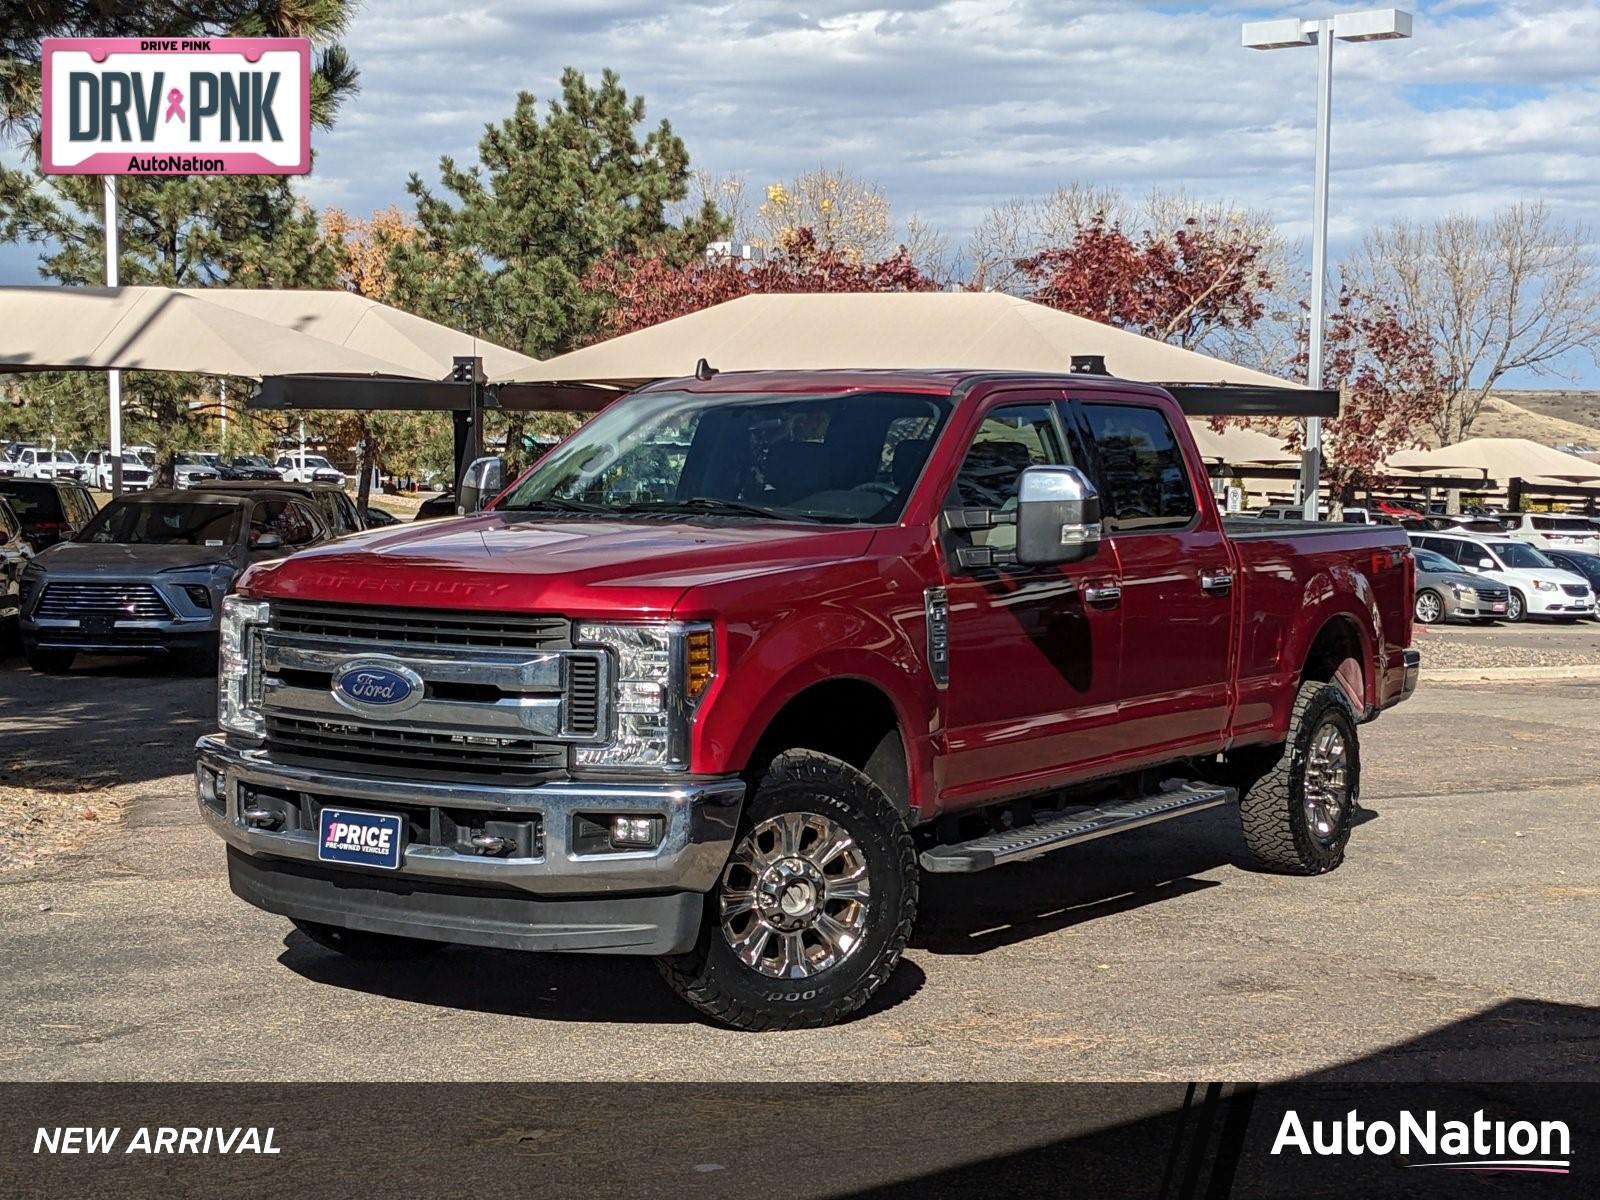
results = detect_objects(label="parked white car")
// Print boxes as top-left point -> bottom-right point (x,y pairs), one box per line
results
1410,531 -> 1595,622
1496,512 -> 1600,555
171,453 -> 221,490
274,453 -> 346,486
15,448 -> 84,481
81,450 -> 154,491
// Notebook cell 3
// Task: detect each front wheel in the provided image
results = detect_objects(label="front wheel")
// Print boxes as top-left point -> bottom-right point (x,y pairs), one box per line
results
1413,589 -> 1445,625
1239,680 -> 1360,874
1505,590 -> 1527,623
657,750 -> 917,1031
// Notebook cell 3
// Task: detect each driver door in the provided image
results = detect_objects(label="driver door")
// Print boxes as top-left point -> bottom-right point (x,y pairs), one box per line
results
937,395 -> 1124,808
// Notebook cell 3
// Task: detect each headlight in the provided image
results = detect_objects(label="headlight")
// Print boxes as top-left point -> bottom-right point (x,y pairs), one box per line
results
219,595 -> 270,737
574,621 -> 714,770
1531,579 -> 1556,592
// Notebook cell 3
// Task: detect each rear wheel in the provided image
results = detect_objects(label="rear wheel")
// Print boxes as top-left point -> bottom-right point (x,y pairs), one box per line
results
1413,589 -> 1445,625
1239,680 -> 1359,875
657,750 -> 917,1031
1505,590 -> 1527,622
290,919 -> 446,960
25,646 -> 75,674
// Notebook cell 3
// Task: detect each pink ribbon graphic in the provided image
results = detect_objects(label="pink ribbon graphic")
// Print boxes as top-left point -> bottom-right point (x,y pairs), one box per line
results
164,88 -> 185,123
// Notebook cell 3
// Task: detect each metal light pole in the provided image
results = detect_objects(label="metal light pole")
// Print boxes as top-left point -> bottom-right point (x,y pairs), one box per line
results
1243,8 -> 1412,519
104,176 -> 123,497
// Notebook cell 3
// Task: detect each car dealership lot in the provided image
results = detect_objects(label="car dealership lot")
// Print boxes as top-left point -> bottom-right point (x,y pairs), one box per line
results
0,647 -> 1596,1083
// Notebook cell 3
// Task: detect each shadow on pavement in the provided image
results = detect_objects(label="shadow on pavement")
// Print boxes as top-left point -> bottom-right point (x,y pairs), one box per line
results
0,653 -> 214,791
277,929 -> 927,1028
915,804 -> 1378,956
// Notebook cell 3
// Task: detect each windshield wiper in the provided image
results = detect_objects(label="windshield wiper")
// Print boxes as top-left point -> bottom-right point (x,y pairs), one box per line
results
506,497 -> 612,515
612,496 -> 839,522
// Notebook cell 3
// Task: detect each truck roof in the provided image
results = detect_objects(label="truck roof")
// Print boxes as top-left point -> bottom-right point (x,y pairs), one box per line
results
637,367 -> 1175,400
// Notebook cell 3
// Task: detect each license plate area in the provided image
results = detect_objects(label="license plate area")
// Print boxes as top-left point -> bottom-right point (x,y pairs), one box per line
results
318,807 -> 405,870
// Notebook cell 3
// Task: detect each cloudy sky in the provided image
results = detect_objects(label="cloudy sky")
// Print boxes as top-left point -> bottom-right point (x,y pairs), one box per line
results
6,0 -> 1599,382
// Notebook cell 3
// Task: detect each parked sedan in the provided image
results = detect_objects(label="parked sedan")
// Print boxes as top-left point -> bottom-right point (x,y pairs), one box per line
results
1411,546 -> 1509,624
1410,532 -> 1594,622
19,488 -> 333,673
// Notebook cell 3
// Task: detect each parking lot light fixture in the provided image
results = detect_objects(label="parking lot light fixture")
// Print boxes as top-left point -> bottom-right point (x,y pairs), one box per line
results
1242,9 -> 1413,521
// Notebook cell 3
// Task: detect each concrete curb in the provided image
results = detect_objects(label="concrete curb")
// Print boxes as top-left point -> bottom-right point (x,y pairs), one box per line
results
1423,664 -> 1600,684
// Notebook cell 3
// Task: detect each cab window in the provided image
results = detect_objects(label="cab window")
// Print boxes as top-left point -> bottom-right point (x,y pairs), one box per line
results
1079,403 -> 1197,532
950,404 -> 1067,550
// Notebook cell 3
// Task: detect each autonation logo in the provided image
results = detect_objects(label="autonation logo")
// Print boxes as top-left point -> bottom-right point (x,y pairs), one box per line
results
1273,1108 -> 1571,1174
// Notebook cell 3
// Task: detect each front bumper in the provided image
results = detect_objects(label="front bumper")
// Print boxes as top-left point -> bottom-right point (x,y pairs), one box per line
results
195,735 -> 745,952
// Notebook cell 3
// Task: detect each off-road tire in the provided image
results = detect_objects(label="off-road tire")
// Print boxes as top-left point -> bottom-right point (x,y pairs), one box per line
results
1505,590 -> 1527,623
1239,679 -> 1359,875
25,646 -> 75,674
657,750 -> 918,1031
291,918 -> 446,960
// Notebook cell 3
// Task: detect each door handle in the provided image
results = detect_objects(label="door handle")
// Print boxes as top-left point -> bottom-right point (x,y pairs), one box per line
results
1200,571 -> 1234,594
1084,583 -> 1122,605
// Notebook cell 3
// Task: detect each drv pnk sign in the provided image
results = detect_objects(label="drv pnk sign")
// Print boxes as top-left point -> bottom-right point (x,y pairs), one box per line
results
41,38 -> 310,175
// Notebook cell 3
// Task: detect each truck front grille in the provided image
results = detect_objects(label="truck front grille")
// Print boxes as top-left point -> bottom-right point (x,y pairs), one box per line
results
36,582 -> 172,621
272,600 -> 569,651
265,715 -> 567,781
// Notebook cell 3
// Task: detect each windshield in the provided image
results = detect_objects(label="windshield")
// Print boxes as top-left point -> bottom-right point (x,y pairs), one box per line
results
1414,549 -> 1455,573
1487,541 -> 1554,570
175,454 -> 209,466
233,456 -> 271,468
500,389 -> 952,525
80,500 -> 239,546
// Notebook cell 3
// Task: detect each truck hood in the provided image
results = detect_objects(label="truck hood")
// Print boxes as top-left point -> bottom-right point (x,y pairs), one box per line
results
240,513 -> 879,615
33,540 -> 236,575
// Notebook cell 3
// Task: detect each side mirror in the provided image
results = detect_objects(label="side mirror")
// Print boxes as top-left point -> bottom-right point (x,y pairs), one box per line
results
1015,465 -> 1103,565
253,533 -> 284,552
1478,557 -> 1496,570
458,455 -> 505,514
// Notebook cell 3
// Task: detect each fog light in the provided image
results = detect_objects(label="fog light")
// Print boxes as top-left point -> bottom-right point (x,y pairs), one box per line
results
610,815 -> 664,849
183,585 -> 212,609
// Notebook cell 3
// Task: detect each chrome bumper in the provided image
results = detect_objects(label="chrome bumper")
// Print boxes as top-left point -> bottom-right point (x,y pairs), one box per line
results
195,734 -> 744,896
1401,649 -> 1421,700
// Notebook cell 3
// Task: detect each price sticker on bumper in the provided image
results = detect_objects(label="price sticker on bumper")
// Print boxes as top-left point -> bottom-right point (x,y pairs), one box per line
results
318,809 -> 404,870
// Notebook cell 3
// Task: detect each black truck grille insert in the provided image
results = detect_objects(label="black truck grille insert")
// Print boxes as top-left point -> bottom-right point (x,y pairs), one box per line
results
271,600 -> 570,651
265,715 -> 566,780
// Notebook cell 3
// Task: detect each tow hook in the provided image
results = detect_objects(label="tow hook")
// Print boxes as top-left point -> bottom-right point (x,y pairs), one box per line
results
467,833 -> 513,856
242,806 -> 283,830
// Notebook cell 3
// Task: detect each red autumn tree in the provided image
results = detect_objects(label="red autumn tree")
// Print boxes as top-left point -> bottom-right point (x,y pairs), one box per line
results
1016,213 -> 1275,349
584,226 -> 940,339
1291,287 -> 1446,496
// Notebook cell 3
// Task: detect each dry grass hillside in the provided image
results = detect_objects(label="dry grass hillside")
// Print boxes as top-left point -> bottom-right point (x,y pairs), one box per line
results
1430,391 -> 1600,450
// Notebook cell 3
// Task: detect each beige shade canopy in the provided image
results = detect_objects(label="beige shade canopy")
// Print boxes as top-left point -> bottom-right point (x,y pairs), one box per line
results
1386,438 -> 1600,484
495,292 -> 1303,394
177,287 -> 540,380
0,285 -> 538,381
1187,421 -> 1298,467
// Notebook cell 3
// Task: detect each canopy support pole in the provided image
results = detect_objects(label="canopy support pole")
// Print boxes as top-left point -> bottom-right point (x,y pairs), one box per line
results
104,176 -> 123,497
452,356 -> 486,510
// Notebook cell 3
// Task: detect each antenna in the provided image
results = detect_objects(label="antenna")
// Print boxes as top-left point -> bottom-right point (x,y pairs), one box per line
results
694,358 -> 718,381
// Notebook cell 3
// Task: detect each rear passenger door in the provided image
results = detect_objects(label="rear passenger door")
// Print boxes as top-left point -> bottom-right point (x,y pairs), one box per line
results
1068,397 -> 1235,761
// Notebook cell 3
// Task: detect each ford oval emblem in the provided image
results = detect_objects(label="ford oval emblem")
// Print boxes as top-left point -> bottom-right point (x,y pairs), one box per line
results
332,658 -> 424,716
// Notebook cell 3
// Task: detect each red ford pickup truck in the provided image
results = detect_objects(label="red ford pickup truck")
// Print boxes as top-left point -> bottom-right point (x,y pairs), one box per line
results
197,370 -> 1419,1029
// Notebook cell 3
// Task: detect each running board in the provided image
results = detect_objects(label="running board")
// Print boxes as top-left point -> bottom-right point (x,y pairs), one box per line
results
919,782 -> 1237,874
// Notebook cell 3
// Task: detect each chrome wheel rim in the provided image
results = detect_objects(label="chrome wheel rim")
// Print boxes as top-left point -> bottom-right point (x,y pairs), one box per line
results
1415,592 -> 1442,623
1302,722 -> 1350,846
1508,593 -> 1524,620
718,811 -> 871,979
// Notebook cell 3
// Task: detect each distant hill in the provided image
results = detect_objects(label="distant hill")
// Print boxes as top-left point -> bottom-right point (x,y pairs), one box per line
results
1428,390 -> 1600,451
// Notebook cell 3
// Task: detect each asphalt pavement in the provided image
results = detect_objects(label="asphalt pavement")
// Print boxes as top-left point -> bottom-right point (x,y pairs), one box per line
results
0,652 -> 1596,1083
